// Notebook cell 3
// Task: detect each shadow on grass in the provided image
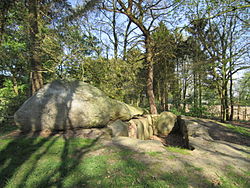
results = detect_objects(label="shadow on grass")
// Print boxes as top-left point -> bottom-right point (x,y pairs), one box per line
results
0,134 -> 104,188
0,136 -> 53,187
106,144 -> 216,188
1,134 -> 248,187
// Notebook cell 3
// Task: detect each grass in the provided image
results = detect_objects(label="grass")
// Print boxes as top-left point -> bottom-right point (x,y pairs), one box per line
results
219,166 -> 250,188
0,135 -> 219,188
144,151 -> 163,157
165,146 -> 190,155
167,155 -> 176,159
213,121 -> 250,137
0,136 -> 194,188
0,126 -> 248,187
184,163 -> 203,172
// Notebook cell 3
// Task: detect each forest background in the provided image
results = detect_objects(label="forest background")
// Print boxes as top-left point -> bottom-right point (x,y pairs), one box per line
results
0,0 -> 249,124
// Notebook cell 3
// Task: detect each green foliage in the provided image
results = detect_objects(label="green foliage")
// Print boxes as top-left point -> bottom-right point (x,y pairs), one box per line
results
0,79 -> 28,123
238,71 -> 250,106
169,107 -> 183,116
61,49 -> 145,103
186,106 -> 209,118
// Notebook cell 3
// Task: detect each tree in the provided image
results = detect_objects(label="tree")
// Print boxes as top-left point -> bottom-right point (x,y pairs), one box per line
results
187,7 -> 249,121
152,22 -> 176,111
238,71 -> 250,104
102,0 -> 182,114
28,0 -> 44,94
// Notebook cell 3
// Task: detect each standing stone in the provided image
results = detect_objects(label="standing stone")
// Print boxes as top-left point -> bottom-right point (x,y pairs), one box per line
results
128,120 -> 138,139
155,112 -> 177,136
107,120 -> 129,137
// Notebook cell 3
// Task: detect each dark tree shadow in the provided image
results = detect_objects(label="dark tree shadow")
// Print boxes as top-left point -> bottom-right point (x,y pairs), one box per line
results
0,80 -> 80,187
191,119 -> 250,147
0,136 -> 53,187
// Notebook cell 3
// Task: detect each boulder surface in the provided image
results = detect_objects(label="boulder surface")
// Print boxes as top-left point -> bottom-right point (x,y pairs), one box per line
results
155,112 -> 177,136
14,80 -> 143,131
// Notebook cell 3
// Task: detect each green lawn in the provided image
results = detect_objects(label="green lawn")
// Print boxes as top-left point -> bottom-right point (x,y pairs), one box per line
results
0,135 -> 249,187
0,136 -> 189,188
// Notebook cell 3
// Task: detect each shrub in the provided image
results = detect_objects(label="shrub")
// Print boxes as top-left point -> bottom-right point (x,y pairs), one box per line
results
0,79 -> 28,124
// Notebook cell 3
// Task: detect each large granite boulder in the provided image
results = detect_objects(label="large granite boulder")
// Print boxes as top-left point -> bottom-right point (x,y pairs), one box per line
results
107,120 -> 129,137
155,112 -> 177,136
116,112 -> 177,140
178,116 -> 213,141
14,80 -> 143,131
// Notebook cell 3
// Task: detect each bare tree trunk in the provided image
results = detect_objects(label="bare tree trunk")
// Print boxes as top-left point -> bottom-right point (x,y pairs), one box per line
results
198,74 -> 202,116
146,36 -> 157,114
237,104 -> 240,120
244,106 -> 247,121
229,74 -> 234,120
157,80 -> 161,106
165,87 -> 169,111
193,72 -> 198,109
12,75 -> 19,95
162,88 -> 166,111
221,89 -> 227,122
123,20 -> 131,60
225,87 -> 229,120
183,77 -> 187,112
28,0 -> 43,95
112,0 -> 118,59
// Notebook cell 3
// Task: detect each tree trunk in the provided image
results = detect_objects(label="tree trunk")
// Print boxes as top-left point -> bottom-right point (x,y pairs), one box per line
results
28,0 -> 43,95
146,36 -> 157,114
221,89 -> 227,122
157,80 -> 161,106
183,77 -> 187,112
12,75 -> 19,95
229,64 -> 234,121
237,104 -> 240,120
123,20 -> 131,60
198,74 -> 202,116
112,0 -> 118,59
225,87 -> 229,120
165,86 -> 169,111
161,81 -> 168,111
221,99 -> 226,122
193,72 -> 198,109
162,87 -> 166,111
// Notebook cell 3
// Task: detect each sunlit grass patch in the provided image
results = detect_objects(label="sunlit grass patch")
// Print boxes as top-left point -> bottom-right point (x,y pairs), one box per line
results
213,121 -> 250,137
165,146 -> 190,155
0,137 -> 96,188
144,151 -> 163,157
167,155 -> 176,159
